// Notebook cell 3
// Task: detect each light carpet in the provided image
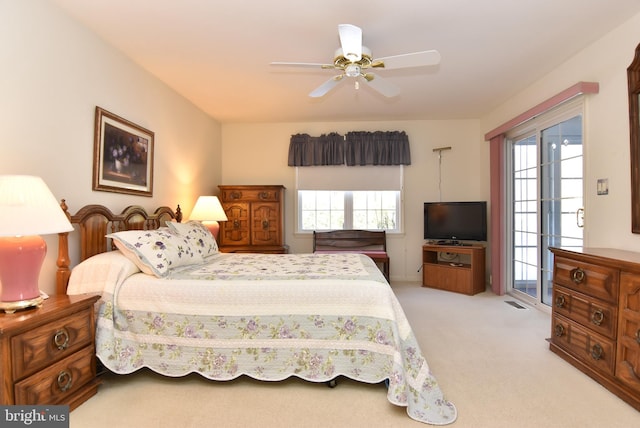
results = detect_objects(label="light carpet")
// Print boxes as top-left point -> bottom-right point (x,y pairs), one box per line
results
70,282 -> 640,428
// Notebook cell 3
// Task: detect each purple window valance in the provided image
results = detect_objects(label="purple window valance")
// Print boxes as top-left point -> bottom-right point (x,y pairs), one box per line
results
288,131 -> 411,166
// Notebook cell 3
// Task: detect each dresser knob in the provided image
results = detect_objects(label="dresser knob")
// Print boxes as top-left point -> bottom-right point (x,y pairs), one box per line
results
635,329 -> 640,345
591,309 -> 604,326
591,343 -> 603,360
570,268 -> 586,284
262,219 -> 269,230
555,295 -> 566,308
554,324 -> 564,337
233,219 -> 240,229
53,328 -> 70,350
57,370 -> 73,392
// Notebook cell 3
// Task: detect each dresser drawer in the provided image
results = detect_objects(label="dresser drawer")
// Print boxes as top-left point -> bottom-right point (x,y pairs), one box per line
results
11,307 -> 94,380
553,285 -> 617,339
552,313 -> 616,376
220,188 -> 280,202
13,345 -> 96,405
553,256 -> 619,303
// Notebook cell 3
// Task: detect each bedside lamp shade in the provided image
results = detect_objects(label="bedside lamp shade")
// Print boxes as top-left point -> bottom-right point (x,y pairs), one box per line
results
0,175 -> 73,313
189,196 -> 228,240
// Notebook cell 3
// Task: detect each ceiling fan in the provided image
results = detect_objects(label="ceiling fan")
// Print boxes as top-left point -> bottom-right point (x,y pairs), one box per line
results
271,24 -> 441,98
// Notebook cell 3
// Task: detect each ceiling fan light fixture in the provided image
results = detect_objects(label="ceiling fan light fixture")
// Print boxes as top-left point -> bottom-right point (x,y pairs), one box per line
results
345,64 -> 361,77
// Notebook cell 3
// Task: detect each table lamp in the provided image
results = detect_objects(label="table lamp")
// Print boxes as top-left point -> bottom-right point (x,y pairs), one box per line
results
0,175 -> 73,313
189,196 -> 228,240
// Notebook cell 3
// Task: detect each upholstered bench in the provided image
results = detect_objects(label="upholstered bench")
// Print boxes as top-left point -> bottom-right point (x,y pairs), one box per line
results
313,230 -> 390,281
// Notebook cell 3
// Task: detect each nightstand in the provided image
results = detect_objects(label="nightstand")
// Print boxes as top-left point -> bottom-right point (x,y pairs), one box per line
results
0,294 -> 101,410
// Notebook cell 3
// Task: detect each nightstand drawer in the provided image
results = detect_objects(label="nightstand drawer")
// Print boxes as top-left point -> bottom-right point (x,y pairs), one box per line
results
14,345 -> 96,405
11,307 -> 94,379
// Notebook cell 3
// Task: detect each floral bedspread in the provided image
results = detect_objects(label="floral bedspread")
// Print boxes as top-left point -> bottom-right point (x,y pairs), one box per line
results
93,253 -> 457,425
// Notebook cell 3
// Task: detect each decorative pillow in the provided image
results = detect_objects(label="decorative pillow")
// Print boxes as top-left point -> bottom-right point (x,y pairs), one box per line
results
67,250 -> 140,295
166,220 -> 219,257
107,228 -> 204,277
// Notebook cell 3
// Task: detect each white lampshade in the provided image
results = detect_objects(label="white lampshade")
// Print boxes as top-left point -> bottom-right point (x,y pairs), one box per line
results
189,196 -> 228,222
0,175 -> 73,313
0,175 -> 73,236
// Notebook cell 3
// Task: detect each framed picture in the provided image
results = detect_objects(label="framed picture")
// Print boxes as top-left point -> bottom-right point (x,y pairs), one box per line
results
93,107 -> 154,196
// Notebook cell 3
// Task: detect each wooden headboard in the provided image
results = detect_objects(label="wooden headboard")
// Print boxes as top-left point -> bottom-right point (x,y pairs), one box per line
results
56,199 -> 182,295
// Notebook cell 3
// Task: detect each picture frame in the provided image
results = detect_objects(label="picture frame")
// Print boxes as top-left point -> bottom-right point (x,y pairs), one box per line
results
93,106 -> 154,197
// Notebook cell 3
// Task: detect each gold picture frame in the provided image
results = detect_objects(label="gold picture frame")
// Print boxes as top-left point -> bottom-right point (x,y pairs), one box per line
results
93,106 -> 154,197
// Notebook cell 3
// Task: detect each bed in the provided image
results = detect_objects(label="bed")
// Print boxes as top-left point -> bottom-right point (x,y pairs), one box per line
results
55,200 -> 457,425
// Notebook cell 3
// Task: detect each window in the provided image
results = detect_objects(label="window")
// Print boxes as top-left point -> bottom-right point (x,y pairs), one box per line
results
295,165 -> 403,233
298,190 -> 400,231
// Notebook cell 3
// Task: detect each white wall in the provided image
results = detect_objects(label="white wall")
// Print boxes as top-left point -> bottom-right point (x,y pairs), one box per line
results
0,1 -> 222,295
221,120 -> 489,282
482,11 -> 640,251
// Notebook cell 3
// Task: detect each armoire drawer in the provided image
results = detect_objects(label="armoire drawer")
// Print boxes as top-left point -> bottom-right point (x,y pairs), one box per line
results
220,188 -> 280,202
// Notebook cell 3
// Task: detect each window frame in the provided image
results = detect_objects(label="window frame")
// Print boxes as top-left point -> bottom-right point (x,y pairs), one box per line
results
296,189 -> 402,233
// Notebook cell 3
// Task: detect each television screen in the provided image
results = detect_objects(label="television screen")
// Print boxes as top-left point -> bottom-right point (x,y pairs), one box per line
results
424,201 -> 487,242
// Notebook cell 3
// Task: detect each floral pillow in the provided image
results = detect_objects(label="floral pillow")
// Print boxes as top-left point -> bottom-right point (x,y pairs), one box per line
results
166,220 -> 219,257
107,228 -> 204,277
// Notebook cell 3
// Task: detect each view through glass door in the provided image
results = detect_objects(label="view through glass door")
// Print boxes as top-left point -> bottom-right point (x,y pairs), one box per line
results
510,114 -> 584,306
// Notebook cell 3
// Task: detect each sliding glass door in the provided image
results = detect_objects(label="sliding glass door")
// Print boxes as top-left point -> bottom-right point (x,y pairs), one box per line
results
509,108 -> 584,306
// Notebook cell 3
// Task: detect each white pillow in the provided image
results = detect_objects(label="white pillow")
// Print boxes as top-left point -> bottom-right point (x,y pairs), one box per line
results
166,220 -> 219,257
67,250 -> 140,295
108,228 -> 204,277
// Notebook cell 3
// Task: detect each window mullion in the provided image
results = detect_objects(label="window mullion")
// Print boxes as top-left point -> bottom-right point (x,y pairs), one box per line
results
344,192 -> 354,229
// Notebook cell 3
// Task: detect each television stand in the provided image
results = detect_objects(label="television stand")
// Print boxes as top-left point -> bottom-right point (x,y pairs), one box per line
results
422,243 -> 486,295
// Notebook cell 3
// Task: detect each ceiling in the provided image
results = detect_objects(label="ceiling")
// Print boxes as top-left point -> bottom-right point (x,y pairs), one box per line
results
53,0 -> 640,124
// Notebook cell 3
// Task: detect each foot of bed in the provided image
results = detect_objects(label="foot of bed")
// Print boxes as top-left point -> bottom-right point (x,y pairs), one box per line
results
326,379 -> 338,388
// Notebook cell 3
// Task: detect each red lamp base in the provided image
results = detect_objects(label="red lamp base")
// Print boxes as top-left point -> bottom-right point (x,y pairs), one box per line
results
0,235 -> 46,313
202,220 -> 221,241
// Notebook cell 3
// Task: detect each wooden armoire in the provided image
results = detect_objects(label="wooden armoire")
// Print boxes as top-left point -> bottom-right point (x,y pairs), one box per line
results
217,185 -> 287,253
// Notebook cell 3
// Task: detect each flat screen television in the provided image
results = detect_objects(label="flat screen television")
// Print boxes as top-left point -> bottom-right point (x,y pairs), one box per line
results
423,201 -> 487,243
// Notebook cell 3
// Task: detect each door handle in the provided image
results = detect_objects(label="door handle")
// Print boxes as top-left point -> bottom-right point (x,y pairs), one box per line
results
576,207 -> 584,228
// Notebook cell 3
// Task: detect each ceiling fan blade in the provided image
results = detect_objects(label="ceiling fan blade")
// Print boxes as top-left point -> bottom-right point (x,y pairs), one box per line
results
362,73 -> 400,97
374,50 -> 441,69
270,61 -> 333,69
338,24 -> 362,62
309,75 -> 344,98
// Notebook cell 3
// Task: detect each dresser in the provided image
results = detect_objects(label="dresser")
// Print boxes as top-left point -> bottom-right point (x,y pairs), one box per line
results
217,185 -> 287,253
0,294 -> 100,410
549,247 -> 640,411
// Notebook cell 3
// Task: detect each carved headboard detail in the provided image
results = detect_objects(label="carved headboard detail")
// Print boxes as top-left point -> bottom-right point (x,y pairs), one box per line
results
56,199 -> 182,295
